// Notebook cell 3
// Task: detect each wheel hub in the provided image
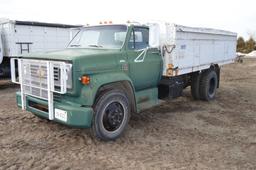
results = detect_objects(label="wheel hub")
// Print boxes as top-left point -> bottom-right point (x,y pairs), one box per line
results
103,102 -> 124,131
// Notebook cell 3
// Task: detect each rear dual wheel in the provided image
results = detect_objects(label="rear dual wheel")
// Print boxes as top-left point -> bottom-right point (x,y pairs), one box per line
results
191,73 -> 201,100
199,70 -> 218,101
191,69 -> 218,101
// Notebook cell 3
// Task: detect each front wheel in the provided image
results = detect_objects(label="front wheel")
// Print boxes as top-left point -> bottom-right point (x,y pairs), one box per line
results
92,90 -> 130,141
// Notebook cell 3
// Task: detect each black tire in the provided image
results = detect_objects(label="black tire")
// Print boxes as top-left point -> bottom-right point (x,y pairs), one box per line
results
191,72 -> 201,100
199,69 -> 218,101
92,89 -> 130,141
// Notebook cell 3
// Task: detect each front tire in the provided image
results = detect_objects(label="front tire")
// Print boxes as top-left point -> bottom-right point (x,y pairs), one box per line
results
92,90 -> 130,141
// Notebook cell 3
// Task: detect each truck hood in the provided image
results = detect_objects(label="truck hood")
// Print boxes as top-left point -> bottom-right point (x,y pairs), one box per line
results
22,48 -> 122,73
21,48 -> 120,61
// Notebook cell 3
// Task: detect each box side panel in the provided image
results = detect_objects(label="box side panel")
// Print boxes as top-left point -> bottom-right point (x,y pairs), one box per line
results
167,30 -> 237,76
14,25 -> 73,55
1,22 -> 17,57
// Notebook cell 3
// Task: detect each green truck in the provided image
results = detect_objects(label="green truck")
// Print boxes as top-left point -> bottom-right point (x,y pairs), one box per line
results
11,23 -> 237,141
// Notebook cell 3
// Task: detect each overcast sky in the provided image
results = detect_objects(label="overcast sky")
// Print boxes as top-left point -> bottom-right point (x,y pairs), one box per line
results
0,0 -> 255,39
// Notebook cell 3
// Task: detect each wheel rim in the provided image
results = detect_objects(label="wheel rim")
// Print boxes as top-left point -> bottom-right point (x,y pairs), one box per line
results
102,102 -> 125,132
209,77 -> 216,95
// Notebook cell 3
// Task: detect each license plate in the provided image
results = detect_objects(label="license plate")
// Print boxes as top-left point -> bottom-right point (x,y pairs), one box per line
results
54,109 -> 67,122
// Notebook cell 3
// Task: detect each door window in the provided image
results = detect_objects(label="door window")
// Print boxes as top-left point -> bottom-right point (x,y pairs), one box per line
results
128,27 -> 149,50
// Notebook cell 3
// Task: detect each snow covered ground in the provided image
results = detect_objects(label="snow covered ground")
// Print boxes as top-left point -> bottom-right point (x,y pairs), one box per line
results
237,51 -> 256,58
245,50 -> 256,58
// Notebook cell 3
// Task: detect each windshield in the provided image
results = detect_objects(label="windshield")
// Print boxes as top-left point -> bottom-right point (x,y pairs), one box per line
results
68,25 -> 127,49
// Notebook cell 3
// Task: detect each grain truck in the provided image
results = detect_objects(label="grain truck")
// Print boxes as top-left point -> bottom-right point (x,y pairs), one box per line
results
11,22 -> 237,141
0,18 -> 80,77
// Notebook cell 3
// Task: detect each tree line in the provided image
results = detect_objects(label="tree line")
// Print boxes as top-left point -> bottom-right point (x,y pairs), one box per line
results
237,36 -> 256,53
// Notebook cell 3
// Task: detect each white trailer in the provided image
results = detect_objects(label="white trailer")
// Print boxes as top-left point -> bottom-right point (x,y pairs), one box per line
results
0,19 -> 81,77
148,22 -> 237,77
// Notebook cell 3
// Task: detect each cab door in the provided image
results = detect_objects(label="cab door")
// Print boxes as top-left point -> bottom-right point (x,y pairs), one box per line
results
126,26 -> 162,91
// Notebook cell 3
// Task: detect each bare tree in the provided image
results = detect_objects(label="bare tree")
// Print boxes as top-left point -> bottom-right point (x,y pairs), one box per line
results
247,30 -> 256,40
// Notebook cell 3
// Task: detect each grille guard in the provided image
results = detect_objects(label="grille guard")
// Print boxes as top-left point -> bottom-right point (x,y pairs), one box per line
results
11,58 -> 71,120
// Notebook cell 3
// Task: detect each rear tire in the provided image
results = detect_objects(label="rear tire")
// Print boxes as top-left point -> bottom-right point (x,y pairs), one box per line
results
92,89 -> 130,141
199,69 -> 218,101
191,72 -> 201,100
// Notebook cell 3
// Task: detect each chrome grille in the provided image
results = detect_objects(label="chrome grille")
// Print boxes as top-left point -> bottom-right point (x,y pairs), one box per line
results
22,60 -> 49,100
10,58 -> 71,120
19,59 -> 72,100
54,67 -> 60,81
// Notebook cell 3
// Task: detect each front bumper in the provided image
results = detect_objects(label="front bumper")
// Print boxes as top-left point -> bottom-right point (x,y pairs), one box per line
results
16,92 -> 93,128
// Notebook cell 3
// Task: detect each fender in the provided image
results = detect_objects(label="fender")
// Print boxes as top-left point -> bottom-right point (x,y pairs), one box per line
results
78,72 -> 135,107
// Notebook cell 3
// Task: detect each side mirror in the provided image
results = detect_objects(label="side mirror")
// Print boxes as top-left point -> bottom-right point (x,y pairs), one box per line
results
149,23 -> 160,48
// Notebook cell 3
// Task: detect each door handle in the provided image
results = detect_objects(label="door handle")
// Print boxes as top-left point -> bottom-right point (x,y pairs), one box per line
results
150,51 -> 160,54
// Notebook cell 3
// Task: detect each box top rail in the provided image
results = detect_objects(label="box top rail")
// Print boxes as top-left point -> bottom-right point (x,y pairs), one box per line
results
0,18 -> 82,28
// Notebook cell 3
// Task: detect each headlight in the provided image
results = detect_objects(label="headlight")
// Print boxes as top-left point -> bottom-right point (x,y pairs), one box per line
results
65,63 -> 73,89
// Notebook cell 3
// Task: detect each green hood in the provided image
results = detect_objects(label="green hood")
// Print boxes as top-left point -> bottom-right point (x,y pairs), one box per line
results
22,48 -> 120,61
22,48 -> 122,73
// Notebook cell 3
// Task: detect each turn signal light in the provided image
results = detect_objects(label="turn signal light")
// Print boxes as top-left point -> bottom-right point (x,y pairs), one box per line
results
80,75 -> 90,85
167,68 -> 173,76
168,64 -> 174,69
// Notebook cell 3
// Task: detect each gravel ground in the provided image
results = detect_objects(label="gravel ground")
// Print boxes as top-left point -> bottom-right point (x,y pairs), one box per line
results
0,59 -> 256,170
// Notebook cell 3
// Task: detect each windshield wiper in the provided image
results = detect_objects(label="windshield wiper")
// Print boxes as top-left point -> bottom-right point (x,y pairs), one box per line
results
70,44 -> 81,47
88,44 -> 103,48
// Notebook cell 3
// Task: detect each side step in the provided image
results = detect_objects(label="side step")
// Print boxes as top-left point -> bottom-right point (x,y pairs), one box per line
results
135,87 -> 159,112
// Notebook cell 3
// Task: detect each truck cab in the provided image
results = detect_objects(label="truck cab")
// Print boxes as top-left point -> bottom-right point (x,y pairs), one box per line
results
12,23 -> 236,141
12,24 -> 163,140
